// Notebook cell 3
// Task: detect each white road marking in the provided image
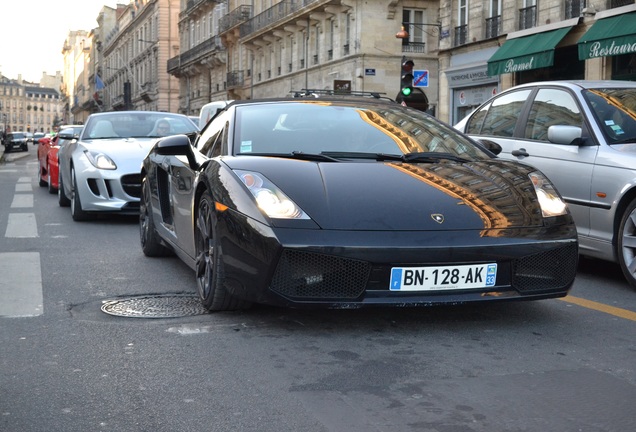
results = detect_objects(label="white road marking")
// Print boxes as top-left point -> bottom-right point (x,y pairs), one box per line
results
0,252 -> 43,317
17,177 -> 31,183
5,213 -> 39,238
10,194 -> 33,208
15,183 -> 33,192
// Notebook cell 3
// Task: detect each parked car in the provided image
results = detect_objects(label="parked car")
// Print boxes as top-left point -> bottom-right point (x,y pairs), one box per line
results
454,80 -> 636,289
57,111 -> 198,221
140,94 -> 578,312
3,131 -> 29,152
33,132 -> 45,145
38,125 -> 83,193
198,100 -> 232,129
26,132 -> 34,143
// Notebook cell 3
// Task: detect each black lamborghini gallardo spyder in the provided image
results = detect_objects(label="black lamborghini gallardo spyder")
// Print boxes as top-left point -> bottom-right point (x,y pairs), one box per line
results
140,95 -> 578,311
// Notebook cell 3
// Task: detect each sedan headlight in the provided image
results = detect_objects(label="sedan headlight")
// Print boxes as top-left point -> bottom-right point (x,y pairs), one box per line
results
84,150 -> 117,170
235,170 -> 309,219
529,171 -> 567,217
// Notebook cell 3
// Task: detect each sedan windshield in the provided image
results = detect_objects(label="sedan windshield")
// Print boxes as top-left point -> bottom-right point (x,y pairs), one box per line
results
82,112 -> 199,140
234,102 -> 490,160
584,88 -> 636,144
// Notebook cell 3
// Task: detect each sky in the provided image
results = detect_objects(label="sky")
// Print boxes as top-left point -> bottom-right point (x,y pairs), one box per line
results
0,1 -> 122,83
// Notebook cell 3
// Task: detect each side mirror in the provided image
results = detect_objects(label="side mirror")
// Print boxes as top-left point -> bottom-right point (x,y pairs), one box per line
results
155,134 -> 199,169
478,139 -> 502,155
548,125 -> 584,146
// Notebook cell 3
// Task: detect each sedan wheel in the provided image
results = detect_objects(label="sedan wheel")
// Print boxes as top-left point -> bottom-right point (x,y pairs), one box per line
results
618,199 -> 636,290
70,167 -> 90,221
195,190 -> 250,311
139,178 -> 172,257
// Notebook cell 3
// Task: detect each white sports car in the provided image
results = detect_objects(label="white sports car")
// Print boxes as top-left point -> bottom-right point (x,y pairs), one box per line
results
58,111 -> 199,221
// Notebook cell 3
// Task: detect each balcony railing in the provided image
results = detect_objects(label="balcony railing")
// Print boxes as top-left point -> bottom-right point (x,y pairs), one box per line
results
401,42 -> 426,53
519,6 -> 536,30
167,36 -> 224,73
454,25 -> 467,47
608,0 -> 632,8
485,16 -> 501,39
227,70 -> 245,89
219,5 -> 252,34
565,0 -> 585,18
239,0 -> 324,38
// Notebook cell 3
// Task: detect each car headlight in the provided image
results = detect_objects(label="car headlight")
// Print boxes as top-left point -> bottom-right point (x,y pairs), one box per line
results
235,170 -> 309,219
84,150 -> 117,170
529,171 -> 567,217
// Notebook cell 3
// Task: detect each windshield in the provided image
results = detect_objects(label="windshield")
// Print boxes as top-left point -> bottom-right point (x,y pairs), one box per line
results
82,112 -> 199,140
233,102 -> 489,160
10,133 -> 26,139
583,88 -> 636,144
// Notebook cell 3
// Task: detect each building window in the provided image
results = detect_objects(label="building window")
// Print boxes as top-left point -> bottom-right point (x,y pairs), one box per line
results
519,0 -> 536,30
565,0 -> 586,19
486,0 -> 501,38
455,0 -> 468,47
402,8 -> 427,53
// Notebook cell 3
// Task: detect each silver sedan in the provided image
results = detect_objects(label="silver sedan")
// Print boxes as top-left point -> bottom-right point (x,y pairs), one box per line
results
455,80 -> 636,289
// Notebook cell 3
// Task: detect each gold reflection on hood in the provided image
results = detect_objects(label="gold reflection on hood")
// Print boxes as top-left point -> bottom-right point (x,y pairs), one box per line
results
387,162 -> 542,237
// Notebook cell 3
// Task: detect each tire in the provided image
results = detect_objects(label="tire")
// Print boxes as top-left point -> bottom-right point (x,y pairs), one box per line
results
38,162 -> 47,187
195,190 -> 250,311
58,170 -> 71,207
70,167 -> 90,221
47,170 -> 57,194
139,178 -> 172,257
618,199 -> 636,290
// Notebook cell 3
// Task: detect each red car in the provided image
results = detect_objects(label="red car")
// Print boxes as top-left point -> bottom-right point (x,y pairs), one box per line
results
37,126 -> 82,193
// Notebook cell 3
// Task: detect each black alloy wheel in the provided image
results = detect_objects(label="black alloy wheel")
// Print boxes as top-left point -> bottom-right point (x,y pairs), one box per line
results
139,177 -> 172,257
194,190 -> 250,311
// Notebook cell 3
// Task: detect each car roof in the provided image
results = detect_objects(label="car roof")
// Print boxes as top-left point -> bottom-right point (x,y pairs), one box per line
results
501,80 -> 636,91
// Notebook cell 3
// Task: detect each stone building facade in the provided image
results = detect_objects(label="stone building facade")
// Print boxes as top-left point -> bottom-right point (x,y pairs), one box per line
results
0,75 -> 62,134
59,0 -> 635,126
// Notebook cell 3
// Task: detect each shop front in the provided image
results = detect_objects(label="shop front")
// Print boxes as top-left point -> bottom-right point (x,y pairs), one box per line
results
577,5 -> 636,81
445,48 -> 500,125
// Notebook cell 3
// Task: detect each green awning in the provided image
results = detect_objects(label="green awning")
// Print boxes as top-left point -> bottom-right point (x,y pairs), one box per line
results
578,12 -> 636,60
487,26 -> 573,76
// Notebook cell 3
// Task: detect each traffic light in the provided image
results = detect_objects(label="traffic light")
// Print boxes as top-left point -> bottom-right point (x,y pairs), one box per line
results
400,58 -> 414,97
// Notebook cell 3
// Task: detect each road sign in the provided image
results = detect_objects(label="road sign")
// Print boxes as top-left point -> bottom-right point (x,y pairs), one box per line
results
413,70 -> 429,87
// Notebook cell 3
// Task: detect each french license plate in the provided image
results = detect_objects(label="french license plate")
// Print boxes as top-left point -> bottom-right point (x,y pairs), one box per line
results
390,263 -> 497,291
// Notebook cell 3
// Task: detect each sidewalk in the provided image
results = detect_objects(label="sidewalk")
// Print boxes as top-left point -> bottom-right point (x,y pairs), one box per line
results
0,143 -> 34,163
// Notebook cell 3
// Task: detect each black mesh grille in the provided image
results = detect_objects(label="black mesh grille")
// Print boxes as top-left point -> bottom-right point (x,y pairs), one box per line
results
121,174 -> 141,198
270,250 -> 371,300
512,244 -> 578,292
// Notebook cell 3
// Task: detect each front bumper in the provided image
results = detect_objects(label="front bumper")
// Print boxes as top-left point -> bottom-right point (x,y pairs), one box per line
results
218,213 -> 579,308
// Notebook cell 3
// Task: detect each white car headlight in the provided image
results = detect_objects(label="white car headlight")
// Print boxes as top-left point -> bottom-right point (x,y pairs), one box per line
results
529,171 -> 568,217
84,150 -> 117,170
235,170 -> 309,219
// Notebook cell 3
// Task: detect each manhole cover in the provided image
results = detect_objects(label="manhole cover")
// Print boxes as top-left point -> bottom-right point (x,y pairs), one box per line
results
101,294 -> 209,318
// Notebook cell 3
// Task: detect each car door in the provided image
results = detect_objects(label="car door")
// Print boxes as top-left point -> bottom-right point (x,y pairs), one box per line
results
468,87 -> 597,236
168,112 -> 229,259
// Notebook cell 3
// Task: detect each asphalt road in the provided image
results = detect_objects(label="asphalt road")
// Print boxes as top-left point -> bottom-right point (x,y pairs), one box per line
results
1,149 -> 635,432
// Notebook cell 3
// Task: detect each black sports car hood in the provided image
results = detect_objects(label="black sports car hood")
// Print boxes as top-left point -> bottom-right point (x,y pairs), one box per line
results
224,157 -> 544,231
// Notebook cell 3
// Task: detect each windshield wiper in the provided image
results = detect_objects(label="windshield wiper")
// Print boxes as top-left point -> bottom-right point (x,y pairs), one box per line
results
320,151 -> 469,163
401,152 -> 469,163
237,151 -> 341,162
